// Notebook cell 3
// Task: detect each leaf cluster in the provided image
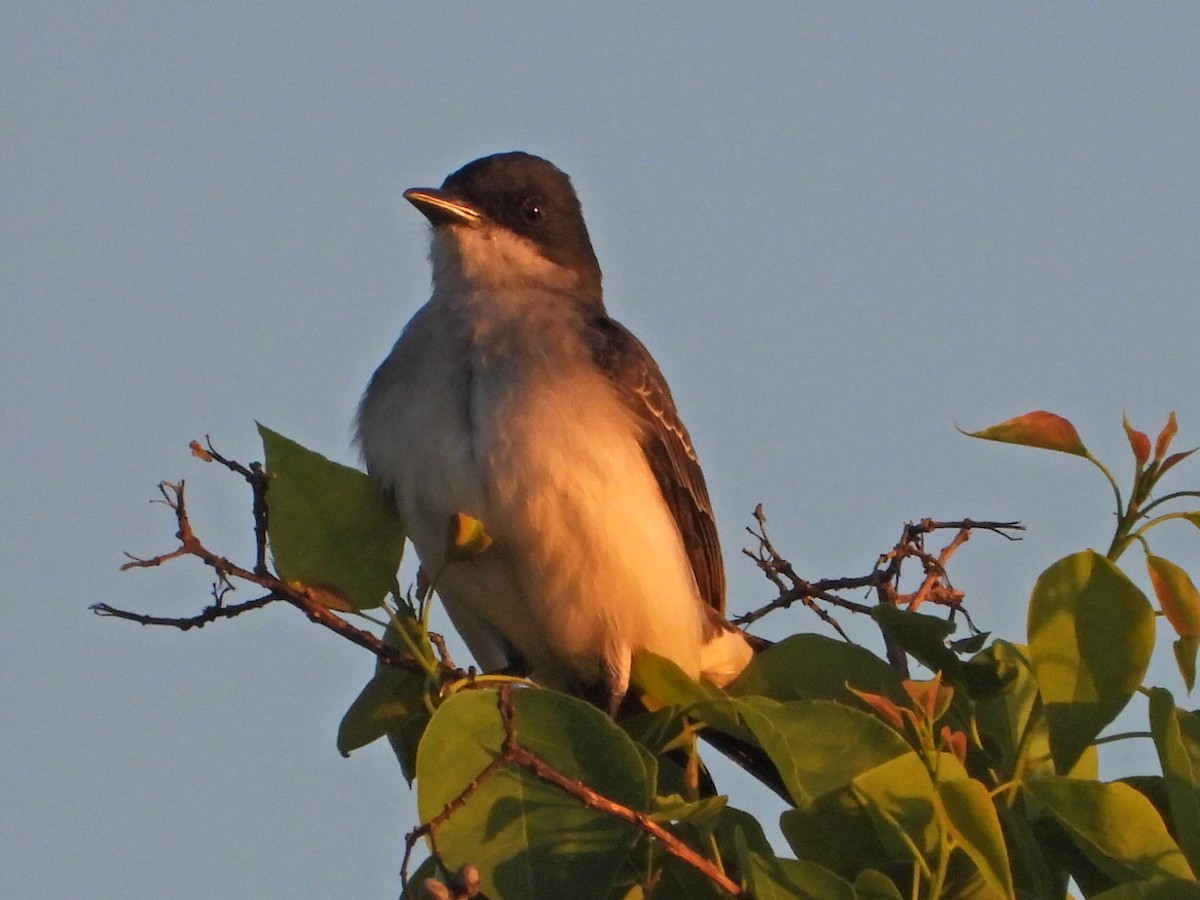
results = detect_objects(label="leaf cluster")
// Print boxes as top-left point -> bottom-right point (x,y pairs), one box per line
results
105,413 -> 1200,898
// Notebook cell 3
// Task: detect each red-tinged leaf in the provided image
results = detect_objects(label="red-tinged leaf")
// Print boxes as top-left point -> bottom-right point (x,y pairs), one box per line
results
1147,555 -> 1200,639
847,687 -> 906,730
1155,411 -> 1179,462
1159,447 -> 1198,478
941,725 -> 968,763
960,411 -> 1088,457
1123,416 -> 1151,468
903,673 -> 953,723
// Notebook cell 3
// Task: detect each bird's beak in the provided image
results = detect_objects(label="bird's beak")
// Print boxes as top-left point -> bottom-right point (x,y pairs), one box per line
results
403,188 -> 483,227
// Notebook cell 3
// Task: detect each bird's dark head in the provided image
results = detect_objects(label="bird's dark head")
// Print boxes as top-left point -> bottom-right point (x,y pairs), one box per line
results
405,152 -> 602,300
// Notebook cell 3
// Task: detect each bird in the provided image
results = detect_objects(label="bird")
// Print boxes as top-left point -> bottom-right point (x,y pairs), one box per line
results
357,151 -> 753,714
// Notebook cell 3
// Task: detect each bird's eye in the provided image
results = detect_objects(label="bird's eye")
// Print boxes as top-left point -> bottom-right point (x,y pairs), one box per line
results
519,197 -> 544,225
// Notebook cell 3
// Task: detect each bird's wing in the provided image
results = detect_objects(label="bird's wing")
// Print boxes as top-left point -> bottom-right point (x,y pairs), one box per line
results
586,316 -> 726,618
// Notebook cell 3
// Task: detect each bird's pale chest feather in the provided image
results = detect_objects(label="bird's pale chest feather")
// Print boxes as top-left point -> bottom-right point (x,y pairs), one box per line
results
358,285 -> 707,689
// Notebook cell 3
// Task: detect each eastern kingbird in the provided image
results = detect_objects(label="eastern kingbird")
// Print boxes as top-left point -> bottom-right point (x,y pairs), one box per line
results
357,152 -> 752,712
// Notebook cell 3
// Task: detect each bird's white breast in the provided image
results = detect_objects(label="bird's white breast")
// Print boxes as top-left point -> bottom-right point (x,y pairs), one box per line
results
358,266 -> 706,690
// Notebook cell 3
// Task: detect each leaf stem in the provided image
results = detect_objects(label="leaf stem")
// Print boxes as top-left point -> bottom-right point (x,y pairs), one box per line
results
1140,490 -> 1200,517
1091,731 -> 1152,746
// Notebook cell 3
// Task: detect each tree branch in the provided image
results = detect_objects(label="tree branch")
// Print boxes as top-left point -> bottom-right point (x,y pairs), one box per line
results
737,507 -> 1022,671
96,477 -> 429,676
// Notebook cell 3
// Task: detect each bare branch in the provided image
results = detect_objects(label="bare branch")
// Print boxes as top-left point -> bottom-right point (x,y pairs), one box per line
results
736,508 -> 1022,672
101,478 -> 429,677
91,594 -> 279,629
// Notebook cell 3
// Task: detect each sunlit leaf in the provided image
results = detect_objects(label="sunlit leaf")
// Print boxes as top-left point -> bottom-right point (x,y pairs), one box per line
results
726,697 -> 913,807
935,778 -> 1016,900
258,424 -> 404,610
416,688 -> 651,900
960,411 -> 1088,457
1148,687 -> 1200,874
728,633 -> 906,705
1123,416 -> 1151,468
1027,551 -> 1155,773
847,687 -> 906,730
446,511 -> 493,559
780,752 -> 938,875
851,752 -> 941,863
903,673 -> 953,724
1025,776 -> 1193,882
188,439 -> 214,462
1154,411 -> 1179,462
1147,555 -> 1200,639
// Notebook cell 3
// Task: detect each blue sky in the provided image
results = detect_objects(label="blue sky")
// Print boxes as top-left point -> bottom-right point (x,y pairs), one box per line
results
4,5 -> 1199,897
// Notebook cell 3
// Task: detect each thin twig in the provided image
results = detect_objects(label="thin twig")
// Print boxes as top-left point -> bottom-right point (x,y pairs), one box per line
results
99,479 -> 427,675
190,437 -> 271,575
91,594 -> 279,629
736,508 -> 1022,674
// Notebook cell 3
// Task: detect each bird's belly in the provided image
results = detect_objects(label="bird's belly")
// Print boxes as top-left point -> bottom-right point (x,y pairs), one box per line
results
451,370 -> 706,687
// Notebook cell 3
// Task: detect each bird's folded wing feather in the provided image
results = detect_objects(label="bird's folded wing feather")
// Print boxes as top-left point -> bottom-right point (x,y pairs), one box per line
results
586,316 -> 726,618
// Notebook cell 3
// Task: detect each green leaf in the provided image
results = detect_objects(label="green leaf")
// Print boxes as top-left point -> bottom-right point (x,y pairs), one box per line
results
959,410 -> 1088,456
337,664 -> 427,773
719,697 -> 912,807
727,633 -> 907,704
972,641 -> 1038,775
995,802 -> 1069,900
1148,687 -> 1200,874
644,855 -> 727,900
1090,880 -> 1200,899
1179,511 -> 1200,532
851,752 -> 940,863
781,751 -> 945,880
950,631 -> 991,654
650,794 -> 727,830
631,651 -> 721,707
973,642 -> 1099,783
780,785 -> 897,877
934,778 -> 1016,900
1025,775 -> 1194,883
871,605 -> 958,672
853,870 -> 905,899
738,847 -> 856,900
1176,636 -> 1199,693
338,611 -> 435,775
415,688 -> 652,900
1027,550 -> 1155,772
258,424 -> 404,610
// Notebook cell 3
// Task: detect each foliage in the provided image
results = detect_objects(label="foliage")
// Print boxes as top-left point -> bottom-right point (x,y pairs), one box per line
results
103,412 -> 1200,899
